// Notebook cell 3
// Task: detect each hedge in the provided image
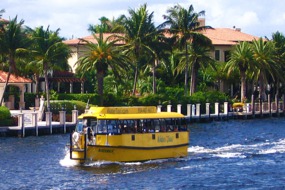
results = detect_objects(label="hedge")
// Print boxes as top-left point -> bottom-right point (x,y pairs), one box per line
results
0,106 -> 13,126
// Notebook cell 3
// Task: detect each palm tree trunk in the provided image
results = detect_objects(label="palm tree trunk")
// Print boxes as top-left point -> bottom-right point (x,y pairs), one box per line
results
44,63 -> 50,111
152,59 -> 157,94
97,71 -> 104,106
240,71 -> 247,102
259,73 -> 266,101
0,66 -> 12,106
189,59 -> 198,96
34,73 -> 40,94
275,80 -> 279,110
132,65 -> 138,96
184,44 -> 189,96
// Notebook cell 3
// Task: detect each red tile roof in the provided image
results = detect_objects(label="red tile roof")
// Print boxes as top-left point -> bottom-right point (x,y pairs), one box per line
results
0,71 -> 32,83
64,33 -> 125,45
201,28 -> 260,45
0,18 -> 9,24
64,28 -> 260,46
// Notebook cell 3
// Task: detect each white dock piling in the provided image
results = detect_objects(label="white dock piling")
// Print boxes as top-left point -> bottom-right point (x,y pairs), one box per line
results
59,111 -> 66,133
32,112 -> 38,136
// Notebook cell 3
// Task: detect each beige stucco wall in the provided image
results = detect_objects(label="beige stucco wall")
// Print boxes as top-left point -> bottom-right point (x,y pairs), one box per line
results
0,83 -> 27,109
212,45 -> 233,62
68,45 -> 90,72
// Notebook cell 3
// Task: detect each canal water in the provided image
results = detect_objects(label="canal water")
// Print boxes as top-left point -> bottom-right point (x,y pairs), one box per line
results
1,118 -> 285,189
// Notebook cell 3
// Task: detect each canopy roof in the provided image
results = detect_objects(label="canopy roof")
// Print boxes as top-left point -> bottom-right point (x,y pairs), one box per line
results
79,106 -> 185,119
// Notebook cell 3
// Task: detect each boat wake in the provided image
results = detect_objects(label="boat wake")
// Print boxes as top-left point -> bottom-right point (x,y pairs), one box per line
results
84,158 -> 173,167
187,138 -> 285,159
59,152 -> 80,167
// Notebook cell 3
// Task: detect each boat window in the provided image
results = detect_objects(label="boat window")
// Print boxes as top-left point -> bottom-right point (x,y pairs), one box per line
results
106,120 -> 120,134
179,118 -> 188,131
117,120 -> 137,133
81,118 -> 97,132
93,118 -> 186,134
76,119 -> 83,132
90,120 -> 97,132
116,120 -> 143,133
165,119 -> 174,131
138,119 -> 144,133
153,119 -> 160,132
97,120 -> 107,133
138,119 -> 154,133
160,119 -> 166,132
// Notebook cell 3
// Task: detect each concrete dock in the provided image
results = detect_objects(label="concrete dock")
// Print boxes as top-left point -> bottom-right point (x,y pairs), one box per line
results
0,109 -> 76,137
1,101 -> 284,137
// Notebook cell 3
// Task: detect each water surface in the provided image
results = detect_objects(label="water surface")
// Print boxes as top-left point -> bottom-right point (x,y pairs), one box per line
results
1,118 -> 285,189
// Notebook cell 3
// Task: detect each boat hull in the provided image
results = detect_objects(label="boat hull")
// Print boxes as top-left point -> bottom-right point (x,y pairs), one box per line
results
71,131 -> 189,162
71,144 -> 188,162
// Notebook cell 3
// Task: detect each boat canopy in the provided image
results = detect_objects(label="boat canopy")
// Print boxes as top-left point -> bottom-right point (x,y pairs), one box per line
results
78,106 -> 184,120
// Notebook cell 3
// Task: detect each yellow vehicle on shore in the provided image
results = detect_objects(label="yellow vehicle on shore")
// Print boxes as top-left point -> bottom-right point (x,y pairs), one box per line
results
233,102 -> 245,112
69,106 -> 189,163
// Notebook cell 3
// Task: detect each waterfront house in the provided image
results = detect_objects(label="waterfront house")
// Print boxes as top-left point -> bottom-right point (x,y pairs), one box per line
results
63,19 -> 260,96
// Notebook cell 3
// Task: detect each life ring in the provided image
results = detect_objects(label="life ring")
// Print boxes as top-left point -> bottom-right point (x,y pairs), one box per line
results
72,132 -> 80,143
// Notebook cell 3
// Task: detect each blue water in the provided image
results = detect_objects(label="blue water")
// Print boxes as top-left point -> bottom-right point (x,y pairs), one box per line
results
1,118 -> 285,189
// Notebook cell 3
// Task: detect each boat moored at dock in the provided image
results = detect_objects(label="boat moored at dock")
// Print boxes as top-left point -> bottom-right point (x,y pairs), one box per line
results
69,106 -> 189,163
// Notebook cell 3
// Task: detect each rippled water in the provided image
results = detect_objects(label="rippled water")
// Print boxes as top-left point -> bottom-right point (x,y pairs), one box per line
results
1,118 -> 285,189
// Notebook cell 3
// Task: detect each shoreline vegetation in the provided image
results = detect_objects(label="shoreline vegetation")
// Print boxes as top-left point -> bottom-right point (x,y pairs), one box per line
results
1,4 -> 285,133
0,97 -> 284,137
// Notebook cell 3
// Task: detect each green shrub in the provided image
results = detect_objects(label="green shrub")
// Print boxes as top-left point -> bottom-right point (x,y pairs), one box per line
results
49,100 -> 88,115
25,90 -> 230,115
57,93 -> 99,105
0,106 -> 11,120
138,94 -> 163,106
0,106 -> 13,126
103,93 -> 118,106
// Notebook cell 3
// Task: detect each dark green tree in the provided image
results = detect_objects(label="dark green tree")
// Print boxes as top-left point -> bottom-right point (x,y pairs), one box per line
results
29,26 -> 71,110
224,41 -> 253,101
0,16 -> 29,105
118,4 -> 157,95
76,31 -> 129,105
161,4 -> 212,95
251,38 -> 277,100
176,35 -> 214,95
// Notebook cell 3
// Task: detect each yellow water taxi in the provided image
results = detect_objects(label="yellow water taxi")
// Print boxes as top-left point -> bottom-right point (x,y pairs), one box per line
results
69,106 -> 189,163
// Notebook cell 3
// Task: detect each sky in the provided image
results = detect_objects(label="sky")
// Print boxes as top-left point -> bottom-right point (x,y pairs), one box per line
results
2,0 -> 285,39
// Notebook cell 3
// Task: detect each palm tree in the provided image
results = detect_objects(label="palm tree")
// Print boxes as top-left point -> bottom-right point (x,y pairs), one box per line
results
224,41 -> 253,101
88,17 -> 112,33
76,31 -> 129,105
272,32 -> 285,72
251,38 -> 277,101
0,9 -> 5,30
88,16 -> 124,34
270,32 -> 285,101
118,3 -> 157,95
176,35 -> 214,95
159,49 -> 184,87
161,4 -> 212,95
29,26 -> 70,111
0,16 -> 28,106
142,29 -> 171,94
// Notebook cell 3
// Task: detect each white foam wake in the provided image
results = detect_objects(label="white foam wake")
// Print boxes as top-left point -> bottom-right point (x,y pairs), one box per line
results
188,138 -> 285,159
59,153 -> 79,167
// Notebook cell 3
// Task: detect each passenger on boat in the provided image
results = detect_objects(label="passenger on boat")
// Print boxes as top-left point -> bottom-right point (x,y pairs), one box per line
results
87,127 -> 92,141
